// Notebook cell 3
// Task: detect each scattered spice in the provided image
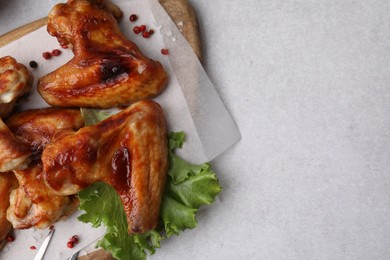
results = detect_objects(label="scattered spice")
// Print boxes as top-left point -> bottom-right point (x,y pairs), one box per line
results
29,61 -> 38,68
129,14 -> 138,22
30,246 -> 36,250
6,234 -> 15,242
139,25 -> 146,32
70,235 -> 79,244
161,48 -> 169,55
42,52 -> 52,60
133,25 -> 154,39
67,234 -> 79,248
142,30 -> 151,38
51,49 -> 62,56
133,26 -> 141,34
43,48 -> 64,60
67,241 -> 74,248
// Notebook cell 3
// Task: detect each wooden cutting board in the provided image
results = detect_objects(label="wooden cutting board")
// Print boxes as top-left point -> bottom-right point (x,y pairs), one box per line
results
0,0 -> 202,61
0,0 -> 201,259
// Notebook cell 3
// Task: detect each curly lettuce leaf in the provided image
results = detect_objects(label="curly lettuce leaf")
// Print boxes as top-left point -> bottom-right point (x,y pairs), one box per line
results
161,132 -> 222,237
77,132 -> 221,260
78,183 -> 163,260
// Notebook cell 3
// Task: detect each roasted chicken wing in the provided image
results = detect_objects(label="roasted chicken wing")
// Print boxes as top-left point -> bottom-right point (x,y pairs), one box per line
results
5,108 -> 84,229
6,108 -> 84,159
7,163 -> 78,229
0,56 -> 34,172
0,56 -> 33,118
38,0 -> 168,108
42,100 -> 168,233
0,172 -> 17,249
0,119 -> 30,172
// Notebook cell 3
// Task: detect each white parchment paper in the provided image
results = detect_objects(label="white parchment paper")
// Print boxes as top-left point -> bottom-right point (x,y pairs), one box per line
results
0,0 -> 240,259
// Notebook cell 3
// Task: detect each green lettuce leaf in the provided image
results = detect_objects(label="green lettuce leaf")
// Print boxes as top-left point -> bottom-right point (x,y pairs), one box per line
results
80,108 -> 113,126
161,132 -> 222,237
78,182 -> 163,260
77,131 -> 221,260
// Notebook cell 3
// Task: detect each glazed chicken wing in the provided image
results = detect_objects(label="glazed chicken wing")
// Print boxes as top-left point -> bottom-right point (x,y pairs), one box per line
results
0,172 -> 17,249
0,119 -> 30,172
38,0 -> 168,108
5,108 -> 84,229
42,100 -> 168,233
0,56 -> 34,172
7,164 -> 78,229
6,108 -> 84,159
0,56 -> 33,118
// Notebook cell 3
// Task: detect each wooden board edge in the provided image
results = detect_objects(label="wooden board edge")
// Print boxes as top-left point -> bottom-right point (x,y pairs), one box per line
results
0,17 -> 47,48
160,0 -> 203,62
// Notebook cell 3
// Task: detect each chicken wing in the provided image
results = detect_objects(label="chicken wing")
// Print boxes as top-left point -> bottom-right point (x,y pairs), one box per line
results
0,172 -> 17,249
0,119 -> 30,172
0,56 -> 33,118
7,163 -> 78,229
42,100 -> 168,233
6,108 -> 84,159
5,108 -> 84,229
38,0 -> 168,108
0,56 -> 34,172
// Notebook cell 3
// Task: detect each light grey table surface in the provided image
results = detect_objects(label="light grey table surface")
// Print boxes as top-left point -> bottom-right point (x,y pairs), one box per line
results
2,1 -> 390,260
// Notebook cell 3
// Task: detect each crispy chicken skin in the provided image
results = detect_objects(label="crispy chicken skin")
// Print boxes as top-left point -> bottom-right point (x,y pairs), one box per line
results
7,164 -> 79,229
38,0 -> 168,108
0,172 -> 17,249
6,108 -> 84,159
5,108 -> 84,229
0,56 -> 33,118
0,119 -> 31,172
42,100 -> 168,233
0,56 -> 34,172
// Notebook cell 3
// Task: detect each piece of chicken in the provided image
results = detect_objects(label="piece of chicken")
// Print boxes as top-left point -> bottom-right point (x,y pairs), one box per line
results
0,56 -> 33,118
38,0 -> 168,109
0,172 -> 18,249
7,163 -> 79,229
5,108 -> 84,229
0,119 -> 31,172
42,100 -> 168,233
6,108 -> 85,160
0,56 -> 34,172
